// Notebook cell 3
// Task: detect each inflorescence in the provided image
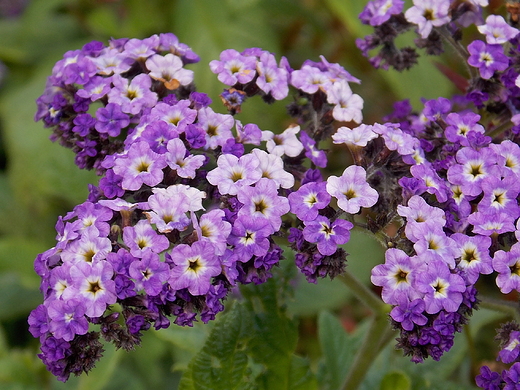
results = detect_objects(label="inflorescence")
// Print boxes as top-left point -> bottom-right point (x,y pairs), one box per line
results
28,1 -> 520,387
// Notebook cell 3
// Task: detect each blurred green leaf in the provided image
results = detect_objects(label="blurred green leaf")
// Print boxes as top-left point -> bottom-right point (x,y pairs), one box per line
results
380,371 -> 411,390
287,355 -> 318,390
0,237 -> 47,287
0,59 -> 98,243
178,302 -> 254,390
317,311 -> 365,390
0,274 -> 41,321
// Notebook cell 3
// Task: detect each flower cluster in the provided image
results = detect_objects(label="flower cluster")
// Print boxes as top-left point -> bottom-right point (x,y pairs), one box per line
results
30,34 -> 369,382
30,0 -> 520,386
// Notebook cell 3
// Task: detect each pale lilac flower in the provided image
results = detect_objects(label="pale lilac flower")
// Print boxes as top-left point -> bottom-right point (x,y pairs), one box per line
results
371,248 -> 422,305
404,0 -> 451,39
251,149 -> 294,189
478,15 -> 519,44
447,147 -> 500,197
256,51 -> 289,100
145,53 -> 194,89
206,152 -> 262,195
112,141 -> 167,191
122,36 -> 159,60
227,216 -> 272,262
332,125 -> 378,147
326,165 -> 379,214
451,233 -> 492,284
490,140 -> 520,176
410,163 -> 449,203
145,187 -> 191,233
158,32 -> 200,63
64,260 -> 116,318
195,209 -> 232,255
262,125 -> 304,157
373,123 -> 417,156
237,178 -> 290,232
61,226 -> 112,264
123,219 -> 170,258
76,76 -> 112,101
397,195 -> 446,242
235,120 -> 262,145
468,211 -> 516,236
168,241 -> 221,295
149,100 -> 197,133
478,175 -> 520,218
326,80 -> 363,123
300,131 -> 327,168
412,225 -> 459,267
197,107 -> 234,149
108,74 -> 158,115
91,48 -> 132,75
165,138 -> 205,179
493,243 -> 520,294
209,49 -> 257,85
290,65 -> 332,94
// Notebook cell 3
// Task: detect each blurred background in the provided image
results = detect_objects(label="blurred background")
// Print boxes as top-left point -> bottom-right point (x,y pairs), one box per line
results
0,0 -> 487,389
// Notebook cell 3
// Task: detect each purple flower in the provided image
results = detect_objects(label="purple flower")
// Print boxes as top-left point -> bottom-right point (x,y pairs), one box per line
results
227,216 -> 272,262
47,298 -> 89,341
72,113 -> 95,137
503,362 -> 520,389
499,331 -> 520,364
359,0 -> 404,26
410,163 -> 449,203
326,165 -> 378,214
302,216 -> 353,256
414,260 -> 466,314
168,241 -> 221,296
290,65 -> 332,94
390,299 -> 428,331
122,36 -> 159,60
467,40 -> 509,79
165,138 -> 205,179
288,181 -> 331,221
444,112 -> 485,145
476,366 -> 502,390
144,186 -> 192,233
128,250 -> 170,296
95,101 -> 130,135
299,131 -> 327,168
61,226 -> 111,264
195,209 -> 232,256
412,225 -> 459,267
28,304 -> 50,338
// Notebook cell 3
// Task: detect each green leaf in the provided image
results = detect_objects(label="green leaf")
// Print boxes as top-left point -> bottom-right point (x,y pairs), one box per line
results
0,236 -> 48,287
317,311 -> 365,390
0,273 -> 41,321
380,371 -> 411,390
0,59 -> 98,243
287,355 -> 318,390
178,302 -> 254,390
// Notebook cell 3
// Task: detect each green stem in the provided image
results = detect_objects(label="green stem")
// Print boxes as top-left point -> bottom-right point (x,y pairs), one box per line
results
339,269 -> 388,314
340,313 -> 393,390
479,295 -> 520,321
437,26 -> 476,80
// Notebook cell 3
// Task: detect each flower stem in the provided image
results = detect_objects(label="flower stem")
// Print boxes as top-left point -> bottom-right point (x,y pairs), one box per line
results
479,294 -> 520,322
340,313 -> 393,390
339,269 -> 388,314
